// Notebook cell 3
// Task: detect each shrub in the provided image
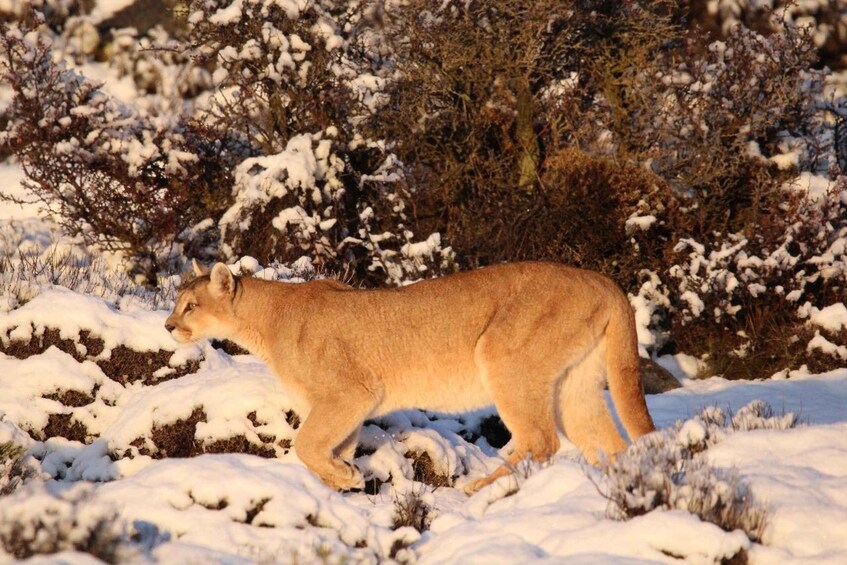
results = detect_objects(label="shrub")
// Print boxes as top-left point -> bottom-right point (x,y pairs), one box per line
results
184,0 -> 453,284
2,1 -> 844,374
392,487 -> 434,532
691,0 -> 847,71
0,440 -> 37,496
601,400 -> 798,542
374,0 -> 844,375
2,4 -> 451,286
0,482 -> 124,562
0,13 -> 238,282
668,174 -> 847,377
106,25 -> 212,106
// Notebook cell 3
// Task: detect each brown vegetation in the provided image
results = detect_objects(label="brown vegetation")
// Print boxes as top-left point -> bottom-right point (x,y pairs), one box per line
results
1,327 -> 200,385
407,452 -> 451,488
129,407 -> 279,460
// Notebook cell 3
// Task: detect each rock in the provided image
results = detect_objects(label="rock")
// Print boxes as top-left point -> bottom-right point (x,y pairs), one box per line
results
639,357 -> 682,394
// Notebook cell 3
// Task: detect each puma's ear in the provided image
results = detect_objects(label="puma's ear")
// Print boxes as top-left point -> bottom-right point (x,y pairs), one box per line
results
210,263 -> 235,297
192,258 -> 210,277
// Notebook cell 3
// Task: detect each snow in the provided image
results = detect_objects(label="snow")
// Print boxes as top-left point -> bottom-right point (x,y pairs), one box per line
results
625,214 -> 657,233
93,455 -> 388,560
807,332 -> 847,360
209,0 -> 245,25
101,352 -> 296,461
1,160 -> 845,561
89,0 -> 138,23
805,303 -> 847,333
0,287 -> 198,356
786,172 -> 833,202
0,163 -> 38,220
707,426 -> 847,562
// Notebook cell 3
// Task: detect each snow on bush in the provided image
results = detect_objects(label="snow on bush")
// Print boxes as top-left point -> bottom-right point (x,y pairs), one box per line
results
602,400 -> 799,542
0,421 -> 39,496
702,0 -> 847,68
671,176 -> 847,325
0,481 -> 126,562
666,173 -> 847,374
185,0 -> 453,284
218,128 -> 452,284
107,26 -> 212,109
0,13 -> 240,282
1,2 -> 451,285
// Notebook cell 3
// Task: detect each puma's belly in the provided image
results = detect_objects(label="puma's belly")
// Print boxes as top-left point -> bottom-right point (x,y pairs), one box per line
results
378,366 -> 493,415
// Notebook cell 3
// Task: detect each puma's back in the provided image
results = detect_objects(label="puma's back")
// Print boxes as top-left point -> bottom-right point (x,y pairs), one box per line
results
166,260 -> 655,492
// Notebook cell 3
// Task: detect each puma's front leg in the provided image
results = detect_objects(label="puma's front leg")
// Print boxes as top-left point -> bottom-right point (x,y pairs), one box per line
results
294,390 -> 377,491
334,426 -> 362,461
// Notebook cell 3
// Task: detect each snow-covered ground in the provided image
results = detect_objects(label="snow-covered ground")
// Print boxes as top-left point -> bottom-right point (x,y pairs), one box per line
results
1,188 -> 845,562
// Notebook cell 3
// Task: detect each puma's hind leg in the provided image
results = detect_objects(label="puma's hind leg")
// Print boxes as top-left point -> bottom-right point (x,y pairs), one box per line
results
465,351 -> 561,493
557,340 -> 627,464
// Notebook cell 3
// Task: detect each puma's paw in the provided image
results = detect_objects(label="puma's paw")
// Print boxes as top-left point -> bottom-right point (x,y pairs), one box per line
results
324,462 -> 365,492
463,465 -> 514,495
463,478 -> 487,495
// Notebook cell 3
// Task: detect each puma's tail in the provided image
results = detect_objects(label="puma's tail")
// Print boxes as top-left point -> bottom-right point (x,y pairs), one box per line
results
604,293 -> 655,441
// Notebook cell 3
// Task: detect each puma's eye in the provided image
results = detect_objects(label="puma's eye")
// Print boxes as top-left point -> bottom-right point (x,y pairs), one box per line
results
185,303 -> 197,313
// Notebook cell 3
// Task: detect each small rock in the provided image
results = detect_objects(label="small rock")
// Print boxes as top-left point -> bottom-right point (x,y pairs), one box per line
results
639,357 -> 682,394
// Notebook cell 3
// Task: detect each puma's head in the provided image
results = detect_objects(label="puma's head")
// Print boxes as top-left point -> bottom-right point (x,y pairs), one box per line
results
165,259 -> 238,344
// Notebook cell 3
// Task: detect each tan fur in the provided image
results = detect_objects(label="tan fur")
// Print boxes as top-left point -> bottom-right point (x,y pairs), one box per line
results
165,260 -> 655,492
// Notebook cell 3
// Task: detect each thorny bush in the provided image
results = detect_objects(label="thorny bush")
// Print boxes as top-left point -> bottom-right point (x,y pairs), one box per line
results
0,15 -> 238,282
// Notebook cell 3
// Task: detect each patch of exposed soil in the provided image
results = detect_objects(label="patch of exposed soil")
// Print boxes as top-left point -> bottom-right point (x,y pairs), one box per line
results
1,328 -> 104,361
2,327 -> 201,386
42,387 -> 97,407
42,414 -> 90,444
97,345 -> 199,386
129,407 -> 280,459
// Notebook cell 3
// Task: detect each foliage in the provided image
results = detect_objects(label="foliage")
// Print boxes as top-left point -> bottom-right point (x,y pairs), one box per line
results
0,441 -> 36,496
0,14 -> 238,282
601,400 -> 798,542
183,0 -> 452,283
0,482 -> 124,562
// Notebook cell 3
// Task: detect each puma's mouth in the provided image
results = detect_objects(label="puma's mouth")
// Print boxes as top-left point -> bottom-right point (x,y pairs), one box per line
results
170,329 -> 197,344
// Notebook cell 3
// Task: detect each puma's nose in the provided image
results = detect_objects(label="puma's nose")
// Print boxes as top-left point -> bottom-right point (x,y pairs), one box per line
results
165,323 -> 175,332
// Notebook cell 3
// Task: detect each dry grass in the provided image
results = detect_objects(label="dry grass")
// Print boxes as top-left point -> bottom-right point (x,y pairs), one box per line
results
407,452 -> 451,488
0,442 -> 34,496
392,487 -> 434,532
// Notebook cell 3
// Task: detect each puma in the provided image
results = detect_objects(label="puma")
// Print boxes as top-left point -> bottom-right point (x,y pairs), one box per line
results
165,260 -> 655,492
